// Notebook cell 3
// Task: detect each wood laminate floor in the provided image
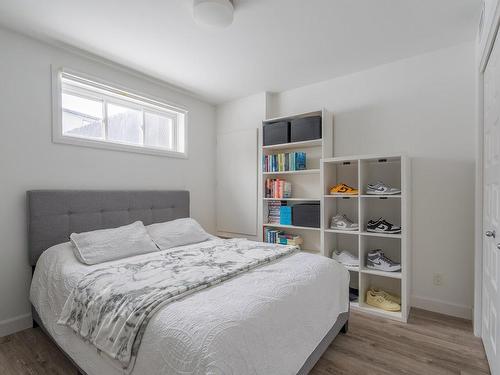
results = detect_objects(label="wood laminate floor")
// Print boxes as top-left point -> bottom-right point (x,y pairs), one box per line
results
0,308 -> 490,375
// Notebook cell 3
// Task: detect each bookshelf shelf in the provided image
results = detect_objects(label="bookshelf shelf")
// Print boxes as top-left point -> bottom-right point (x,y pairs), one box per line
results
262,198 -> 320,201
353,303 -> 403,320
324,194 -> 359,198
259,110 -> 333,255
360,268 -> 402,279
263,223 -> 321,231
324,229 -> 360,235
263,169 -> 320,175
262,139 -> 323,151
359,231 -> 402,239
360,194 -> 401,199
321,154 -> 411,322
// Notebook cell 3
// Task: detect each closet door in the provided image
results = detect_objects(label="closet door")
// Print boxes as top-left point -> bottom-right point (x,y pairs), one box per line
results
216,128 -> 258,238
483,24 -> 500,375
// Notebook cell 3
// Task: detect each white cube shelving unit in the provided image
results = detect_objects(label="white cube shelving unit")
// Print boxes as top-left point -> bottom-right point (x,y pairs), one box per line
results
321,154 -> 411,322
258,110 -> 333,255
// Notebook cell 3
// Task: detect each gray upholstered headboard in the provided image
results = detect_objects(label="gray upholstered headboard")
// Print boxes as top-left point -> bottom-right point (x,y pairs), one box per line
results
27,190 -> 190,266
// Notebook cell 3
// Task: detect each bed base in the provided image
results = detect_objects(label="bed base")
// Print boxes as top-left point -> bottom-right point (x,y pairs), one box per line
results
296,311 -> 349,375
32,304 -> 348,375
32,306 -> 86,375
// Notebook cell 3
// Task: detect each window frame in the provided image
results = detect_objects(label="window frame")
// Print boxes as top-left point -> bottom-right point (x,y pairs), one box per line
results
52,67 -> 188,158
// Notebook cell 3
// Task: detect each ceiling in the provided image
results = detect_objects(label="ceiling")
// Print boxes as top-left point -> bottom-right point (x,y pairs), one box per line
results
0,0 -> 481,104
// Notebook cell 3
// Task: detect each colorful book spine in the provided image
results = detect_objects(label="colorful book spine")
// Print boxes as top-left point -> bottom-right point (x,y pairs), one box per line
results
265,179 -> 292,199
263,228 -> 303,247
263,152 -> 307,172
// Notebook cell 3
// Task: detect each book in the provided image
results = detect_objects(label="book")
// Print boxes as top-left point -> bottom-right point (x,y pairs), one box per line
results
265,179 -> 292,199
263,228 -> 303,247
263,152 -> 307,172
267,200 -> 286,224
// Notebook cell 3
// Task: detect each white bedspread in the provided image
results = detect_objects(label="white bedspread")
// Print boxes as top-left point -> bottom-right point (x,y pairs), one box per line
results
30,240 -> 349,375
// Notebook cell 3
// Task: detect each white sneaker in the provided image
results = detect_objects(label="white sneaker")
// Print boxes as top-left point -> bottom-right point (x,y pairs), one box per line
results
332,250 -> 359,269
330,214 -> 359,231
366,181 -> 401,195
366,249 -> 401,272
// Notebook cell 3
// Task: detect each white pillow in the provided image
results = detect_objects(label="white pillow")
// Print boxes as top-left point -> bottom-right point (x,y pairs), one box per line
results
147,218 -> 212,250
70,221 -> 158,265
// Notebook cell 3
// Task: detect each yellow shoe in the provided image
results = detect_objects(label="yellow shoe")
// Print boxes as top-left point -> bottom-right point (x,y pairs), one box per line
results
366,290 -> 401,312
330,183 -> 358,195
369,287 -> 401,305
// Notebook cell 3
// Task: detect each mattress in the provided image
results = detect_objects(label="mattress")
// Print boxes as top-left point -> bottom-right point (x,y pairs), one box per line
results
30,240 -> 349,375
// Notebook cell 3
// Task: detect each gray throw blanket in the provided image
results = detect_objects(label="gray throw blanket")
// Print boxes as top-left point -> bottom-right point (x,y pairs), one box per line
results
58,238 -> 298,369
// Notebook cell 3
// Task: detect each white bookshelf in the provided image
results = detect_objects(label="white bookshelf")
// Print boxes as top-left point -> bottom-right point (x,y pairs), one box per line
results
258,110 -> 333,254
320,154 -> 411,322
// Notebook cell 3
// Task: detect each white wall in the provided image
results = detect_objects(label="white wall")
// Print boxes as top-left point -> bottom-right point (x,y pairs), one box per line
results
270,42 -> 476,319
215,93 -> 268,240
0,27 -> 216,336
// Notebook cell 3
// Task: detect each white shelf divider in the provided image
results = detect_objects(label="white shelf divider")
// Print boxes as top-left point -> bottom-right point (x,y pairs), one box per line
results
263,223 -> 321,231
263,169 -> 320,175
262,139 -> 322,151
262,198 -> 320,201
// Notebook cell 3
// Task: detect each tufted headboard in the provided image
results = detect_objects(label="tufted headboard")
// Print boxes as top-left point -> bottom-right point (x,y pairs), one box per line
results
27,190 -> 190,266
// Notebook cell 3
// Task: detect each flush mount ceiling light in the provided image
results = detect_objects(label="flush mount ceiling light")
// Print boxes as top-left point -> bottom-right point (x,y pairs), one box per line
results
193,0 -> 234,28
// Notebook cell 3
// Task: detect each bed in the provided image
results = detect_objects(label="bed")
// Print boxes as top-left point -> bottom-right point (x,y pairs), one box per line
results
28,190 -> 349,375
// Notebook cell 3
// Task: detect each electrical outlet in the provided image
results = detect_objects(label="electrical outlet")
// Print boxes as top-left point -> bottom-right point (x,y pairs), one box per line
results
433,273 -> 444,286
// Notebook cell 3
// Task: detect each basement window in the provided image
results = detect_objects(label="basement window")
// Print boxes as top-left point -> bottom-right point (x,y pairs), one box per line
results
53,69 -> 187,158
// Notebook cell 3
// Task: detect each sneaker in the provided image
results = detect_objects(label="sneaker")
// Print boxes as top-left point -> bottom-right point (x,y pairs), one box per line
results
366,289 -> 401,312
330,214 -> 359,231
366,250 -> 401,272
330,183 -> 358,195
366,181 -> 401,195
349,287 -> 359,302
367,218 -> 401,234
332,250 -> 359,268
369,287 -> 401,305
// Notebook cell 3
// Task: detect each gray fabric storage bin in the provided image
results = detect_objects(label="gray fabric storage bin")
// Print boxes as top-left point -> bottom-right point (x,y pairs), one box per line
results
290,116 -> 322,142
263,121 -> 290,145
292,203 -> 320,228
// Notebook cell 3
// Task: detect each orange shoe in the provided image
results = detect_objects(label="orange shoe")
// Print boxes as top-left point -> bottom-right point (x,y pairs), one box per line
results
330,183 -> 358,195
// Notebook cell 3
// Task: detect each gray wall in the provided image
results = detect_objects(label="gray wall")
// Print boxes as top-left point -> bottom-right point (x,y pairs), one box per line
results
0,27 -> 216,335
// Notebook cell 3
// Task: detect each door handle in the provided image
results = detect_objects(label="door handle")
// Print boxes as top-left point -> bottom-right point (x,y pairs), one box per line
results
497,243 -> 500,250
486,230 -> 496,238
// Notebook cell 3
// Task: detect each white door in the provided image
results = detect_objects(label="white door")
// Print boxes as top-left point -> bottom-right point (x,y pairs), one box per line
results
483,26 -> 500,375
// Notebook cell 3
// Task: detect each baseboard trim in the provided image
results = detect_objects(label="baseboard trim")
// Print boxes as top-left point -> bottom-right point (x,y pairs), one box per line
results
411,295 -> 473,320
0,313 -> 32,337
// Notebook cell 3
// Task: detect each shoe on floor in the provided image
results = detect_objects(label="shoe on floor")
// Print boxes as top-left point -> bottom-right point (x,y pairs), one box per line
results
330,183 -> 359,195
367,218 -> 401,234
366,181 -> 401,195
366,289 -> 401,312
331,214 -> 359,231
369,287 -> 401,305
332,250 -> 359,268
366,249 -> 401,272
349,287 -> 359,302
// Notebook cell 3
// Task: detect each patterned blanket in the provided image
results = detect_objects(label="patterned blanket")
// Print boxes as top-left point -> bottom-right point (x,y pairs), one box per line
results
58,238 -> 298,369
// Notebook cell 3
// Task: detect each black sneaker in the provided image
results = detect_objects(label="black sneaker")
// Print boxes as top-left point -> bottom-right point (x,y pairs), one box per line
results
349,287 -> 359,302
367,218 -> 401,234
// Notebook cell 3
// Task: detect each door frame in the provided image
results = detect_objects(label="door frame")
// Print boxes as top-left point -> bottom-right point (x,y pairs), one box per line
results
476,0 -> 500,337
